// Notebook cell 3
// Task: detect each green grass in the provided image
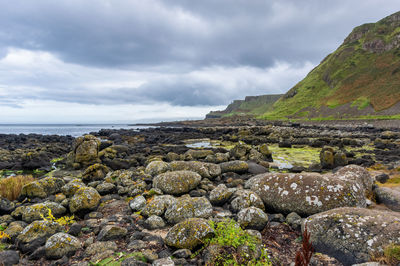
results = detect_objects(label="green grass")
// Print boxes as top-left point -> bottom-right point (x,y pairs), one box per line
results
90,252 -> 146,266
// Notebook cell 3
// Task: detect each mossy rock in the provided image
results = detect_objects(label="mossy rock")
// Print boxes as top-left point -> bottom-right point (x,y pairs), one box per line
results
62,179 -> 86,197
164,196 -> 213,224
145,160 -> 170,176
21,177 -> 65,199
69,186 -> 101,214
169,161 -> 221,179
72,135 -> 101,168
219,160 -> 249,174
165,218 -> 214,250
82,163 -> 109,182
21,201 -> 66,223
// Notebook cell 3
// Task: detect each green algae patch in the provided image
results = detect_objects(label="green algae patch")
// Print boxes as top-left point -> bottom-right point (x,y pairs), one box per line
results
268,144 -> 321,169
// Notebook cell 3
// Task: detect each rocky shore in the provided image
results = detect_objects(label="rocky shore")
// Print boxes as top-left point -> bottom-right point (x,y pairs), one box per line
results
1,119 -> 400,265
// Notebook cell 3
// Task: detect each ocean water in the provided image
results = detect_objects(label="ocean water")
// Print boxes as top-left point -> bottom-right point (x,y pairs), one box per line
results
0,124 -> 152,137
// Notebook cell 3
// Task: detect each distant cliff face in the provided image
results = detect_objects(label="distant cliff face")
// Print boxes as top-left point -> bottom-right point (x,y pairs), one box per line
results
206,94 -> 283,118
260,11 -> 400,120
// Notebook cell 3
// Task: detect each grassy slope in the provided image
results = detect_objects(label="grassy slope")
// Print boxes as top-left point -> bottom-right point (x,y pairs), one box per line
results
261,11 -> 400,120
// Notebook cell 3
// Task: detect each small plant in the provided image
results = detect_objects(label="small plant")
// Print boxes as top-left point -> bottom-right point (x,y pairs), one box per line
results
201,219 -> 272,266
40,208 -> 75,226
383,244 -> 400,265
295,225 -> 314,266
90,251 -> 147,266
0,175 -> 35,201
0,226 -> 10,241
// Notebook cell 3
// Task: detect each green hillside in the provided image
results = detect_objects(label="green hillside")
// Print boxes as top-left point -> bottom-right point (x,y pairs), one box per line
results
260,11 -> 400,120
206,94 -> 283,118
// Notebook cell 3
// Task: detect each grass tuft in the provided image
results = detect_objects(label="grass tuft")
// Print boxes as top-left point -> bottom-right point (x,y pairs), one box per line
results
0,175 -> 35,201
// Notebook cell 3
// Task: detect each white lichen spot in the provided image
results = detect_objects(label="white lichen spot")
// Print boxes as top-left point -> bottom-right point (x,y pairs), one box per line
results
263,185 -> 270,191
367,239 -> 374,247
282,190 -> 289,196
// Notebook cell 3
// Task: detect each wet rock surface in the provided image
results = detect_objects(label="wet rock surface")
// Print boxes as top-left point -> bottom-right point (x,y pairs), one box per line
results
0,120 -> 400,265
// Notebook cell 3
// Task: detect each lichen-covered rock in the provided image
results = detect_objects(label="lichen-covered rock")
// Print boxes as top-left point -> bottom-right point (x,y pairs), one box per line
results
97,225 -> 128,241
145,160 -> 170,176
17,220 -> 64,254
129,195 -> 147,211
169,161 -> 221,179
4,221 -> 27,241
22,201 -> 66,223
70,134 -> 101,168
230,144 -> 250,160
62,179 -> 86,197
69,186 -> 101,214
230,189 -> 265,212
45,233 -> 81,259
219,160 -> 249,174
84,241 -> 118,259
144,215 -> 166,230
165,218 -> 214,249
320,147 -> 348,169
21,177 -> 65,199
237,207 -> 268,230
82,163 -> 109,182
209,184 -> 234,205
375,187 -> 400,211
304,207 -> 400,265
153,170 -> 201,195
0,196 -> 15,214
96,182 -> 116,195
141,195 -> 176,217
247,165 -> 372,216
259,144 -> 272,158
164,196 -> 213,224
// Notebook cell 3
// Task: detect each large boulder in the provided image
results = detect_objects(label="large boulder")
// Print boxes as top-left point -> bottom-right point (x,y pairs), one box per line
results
45,233 -> 81,259
69,186 -> 101,214
169,161 -> 221,179
304,207 -> 400,265
165,218 -> 214,249
153,170 -> 201,195
21,177 -> 65,199
247,165 -> 372,216
69,135 -> 101,168
164,196 -> 213,224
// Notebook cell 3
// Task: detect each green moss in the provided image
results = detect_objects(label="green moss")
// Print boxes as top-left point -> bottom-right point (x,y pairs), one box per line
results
91,252 -> 147,266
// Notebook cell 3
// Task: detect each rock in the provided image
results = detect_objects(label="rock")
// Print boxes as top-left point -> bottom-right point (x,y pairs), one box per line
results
286,212 -> 302,231
96,182 -> 116,195
247,165 -> 372,216
230,189 -> 265,212
237,207 -> 268,230
165,218 -> 214,250
0,197 -> 15,214
4,221 -> 27,241
82,164 -> 109,182
84,241 -> 118,257
209,184 -> 234,205
17,220 -> 64,254
21,177 -> 65,199
21,201 -> 66,223
247,162 -> 269,174
141,195 -> 176,217
304,207 -> 400,265
144,215 -> 165,230
145,161 -> 170,176
184,149 -> 214,160
69,186 -> 101,214
97,225 -> 128,241
45,233 -> 81,259
152,257 -> 175,266
164,197 -> 213,224
219,160 -> 249,174
62,179 -> 86,197
169,161 -> 221,179
259,144 -> 272,158
375,187 -> 400,211
172,249 -> 192,259
71,135 -> 101,168
0,250 -> 20,266
21,150 -> 50,170
153,170 -> 201,195
375,173 -> 389,184
320,147 -> 348,169
129,196 -> 147,211
230,144 -> 250,159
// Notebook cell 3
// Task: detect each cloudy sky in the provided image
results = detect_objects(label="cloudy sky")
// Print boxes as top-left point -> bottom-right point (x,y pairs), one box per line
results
0,1 -> 398,123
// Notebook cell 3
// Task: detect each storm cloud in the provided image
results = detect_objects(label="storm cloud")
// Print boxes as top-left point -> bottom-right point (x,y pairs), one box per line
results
0,0 -> 398,122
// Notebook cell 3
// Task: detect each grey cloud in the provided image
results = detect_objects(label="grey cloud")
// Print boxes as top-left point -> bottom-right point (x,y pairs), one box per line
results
0,0 -> 398,69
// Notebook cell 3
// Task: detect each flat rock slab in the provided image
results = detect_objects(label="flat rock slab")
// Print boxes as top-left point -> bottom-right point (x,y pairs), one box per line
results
304,207 -> 400,265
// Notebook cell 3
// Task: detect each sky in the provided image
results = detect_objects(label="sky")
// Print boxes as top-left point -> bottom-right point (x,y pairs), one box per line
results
0,1 -> 398,123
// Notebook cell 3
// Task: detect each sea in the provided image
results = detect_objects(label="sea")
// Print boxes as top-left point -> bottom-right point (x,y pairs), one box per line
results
0,124 -> 153,137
